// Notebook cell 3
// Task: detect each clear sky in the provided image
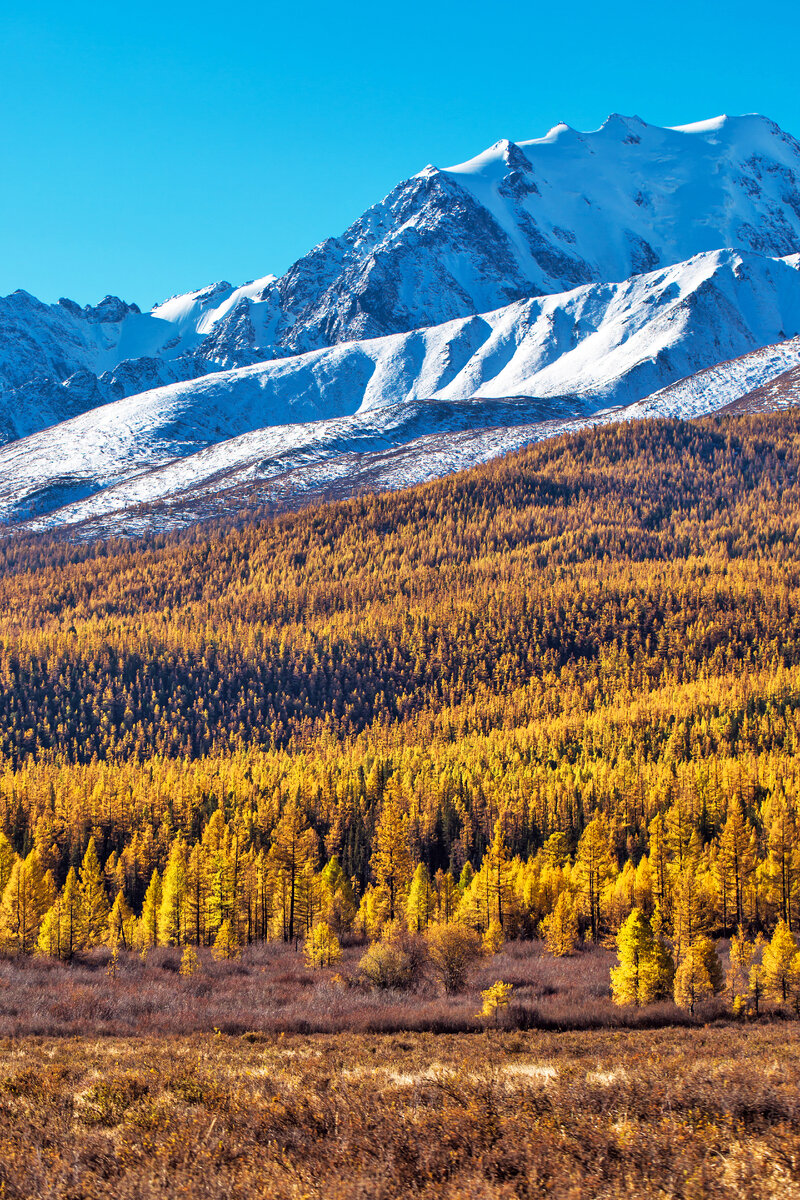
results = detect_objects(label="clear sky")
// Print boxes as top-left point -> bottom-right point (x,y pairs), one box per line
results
2,0 -> 798,308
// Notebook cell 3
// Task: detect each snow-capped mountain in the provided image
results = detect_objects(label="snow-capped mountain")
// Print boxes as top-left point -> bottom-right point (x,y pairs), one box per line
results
268,114 -> 800,353
5,112 -> 800,447
3,112 -> 800,539
0,276 -> 275,442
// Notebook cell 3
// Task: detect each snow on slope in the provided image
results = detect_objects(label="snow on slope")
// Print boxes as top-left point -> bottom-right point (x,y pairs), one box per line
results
0,275 -> 276,442
269,113 -> 800,353
3,247 -> 800,532
16,402 -> 588,538
619,335 -> 800,421
717,362 -> 800,413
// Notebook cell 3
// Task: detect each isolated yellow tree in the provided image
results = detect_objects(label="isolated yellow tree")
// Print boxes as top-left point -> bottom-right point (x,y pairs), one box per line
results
481,981 -> 513,1027
304,921 -> 342,968
762,919 -> 798,1003
180,944 -> 200,977
542,890 -> 579,956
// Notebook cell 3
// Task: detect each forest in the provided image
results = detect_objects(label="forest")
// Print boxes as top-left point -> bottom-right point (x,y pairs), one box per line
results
1,410 -> 800,1014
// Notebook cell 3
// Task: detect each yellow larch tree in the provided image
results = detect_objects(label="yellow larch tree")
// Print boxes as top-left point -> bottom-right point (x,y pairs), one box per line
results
542,889 -> 579,957
370,792 -> 412,923
159,840 -> 188,946
406,863 -> 435,933
105,891 -> 136,950
38,866 -> 83,961
727,925 -> 757,1011
611,908 -> 673,1006
575,815 -> 614,942
0,850 -> 54,954
79,838 -> 110,949
714,798 -> 757,932
269,800 -> 318,942
0,832 -> 17,899
762,919 -> 798,1003
674,939 -> 714,1014
139,870 -> 162,952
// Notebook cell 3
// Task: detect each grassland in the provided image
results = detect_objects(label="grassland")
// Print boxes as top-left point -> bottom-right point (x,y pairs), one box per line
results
0,941 -> 704,1038
1,1024 -> 798,1198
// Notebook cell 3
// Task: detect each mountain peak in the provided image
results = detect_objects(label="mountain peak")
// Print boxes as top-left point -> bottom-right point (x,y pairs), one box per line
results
84,295 -> 142,323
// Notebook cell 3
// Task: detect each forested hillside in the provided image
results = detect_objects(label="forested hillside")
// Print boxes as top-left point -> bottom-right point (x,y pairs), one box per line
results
1,411 -> 800,962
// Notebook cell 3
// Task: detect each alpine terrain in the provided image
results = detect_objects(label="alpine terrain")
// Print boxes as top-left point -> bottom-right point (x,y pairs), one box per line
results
3,112 -> 800,537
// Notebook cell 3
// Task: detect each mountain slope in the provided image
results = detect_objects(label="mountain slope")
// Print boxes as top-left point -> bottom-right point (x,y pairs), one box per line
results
3,247 -> 800,536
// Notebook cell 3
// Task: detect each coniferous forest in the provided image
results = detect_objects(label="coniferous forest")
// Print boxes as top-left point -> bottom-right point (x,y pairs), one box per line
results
3,410 -> 800,1199
0,410 -> 799,1014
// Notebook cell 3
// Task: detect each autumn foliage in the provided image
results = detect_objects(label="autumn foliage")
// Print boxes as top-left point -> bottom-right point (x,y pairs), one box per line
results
1,412 -> 800,1012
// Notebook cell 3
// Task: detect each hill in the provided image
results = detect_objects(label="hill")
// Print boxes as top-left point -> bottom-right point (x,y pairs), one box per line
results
0,409 -> 799,951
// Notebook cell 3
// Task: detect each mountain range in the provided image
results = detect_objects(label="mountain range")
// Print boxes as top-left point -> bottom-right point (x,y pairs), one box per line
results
4,111 -> 800,538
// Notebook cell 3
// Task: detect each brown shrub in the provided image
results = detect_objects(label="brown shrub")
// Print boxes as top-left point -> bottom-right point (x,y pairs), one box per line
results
426,923 -> 483,994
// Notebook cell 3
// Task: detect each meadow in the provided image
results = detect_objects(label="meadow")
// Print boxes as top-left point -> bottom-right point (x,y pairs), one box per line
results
1,1023 -> 797,1198
0,939 -> 707,1038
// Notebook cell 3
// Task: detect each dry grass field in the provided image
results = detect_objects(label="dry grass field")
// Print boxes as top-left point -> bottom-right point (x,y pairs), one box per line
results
1,1024 -> 798,1198
0,940 -> 704,1038
1,939 -> 796,1198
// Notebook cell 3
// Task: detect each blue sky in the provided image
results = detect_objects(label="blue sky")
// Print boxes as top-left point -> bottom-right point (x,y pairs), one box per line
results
2,0 -> 798,307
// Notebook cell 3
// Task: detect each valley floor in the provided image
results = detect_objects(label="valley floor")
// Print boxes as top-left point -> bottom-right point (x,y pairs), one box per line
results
0,940 -> 706,1038
0,1024 -> 797,1198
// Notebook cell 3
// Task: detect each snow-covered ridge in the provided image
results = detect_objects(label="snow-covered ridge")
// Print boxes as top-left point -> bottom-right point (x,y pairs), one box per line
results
2,247 -> 800,537
438,112 -> 800,303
